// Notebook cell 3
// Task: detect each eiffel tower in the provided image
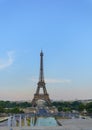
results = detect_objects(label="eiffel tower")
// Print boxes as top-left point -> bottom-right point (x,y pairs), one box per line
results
31,51 -> 51,107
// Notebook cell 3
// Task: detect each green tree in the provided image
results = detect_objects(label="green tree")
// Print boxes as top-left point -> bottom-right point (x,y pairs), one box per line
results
86,102 -> 92,113
0,106 -> 4,113
10,107 -> 22,114
78,103 -> 85,112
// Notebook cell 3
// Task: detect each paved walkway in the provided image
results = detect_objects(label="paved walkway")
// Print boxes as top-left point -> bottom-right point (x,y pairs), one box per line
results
0,118 -> 92,130
58,118 -> 92,130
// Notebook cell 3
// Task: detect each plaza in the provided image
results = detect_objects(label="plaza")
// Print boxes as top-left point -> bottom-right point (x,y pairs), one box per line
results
0,118 -> 92,130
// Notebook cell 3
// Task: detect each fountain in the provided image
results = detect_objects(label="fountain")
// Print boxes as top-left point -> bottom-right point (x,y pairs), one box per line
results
19,115 -> 21,127
8,116 -> 11,127
24,116 -> 27,126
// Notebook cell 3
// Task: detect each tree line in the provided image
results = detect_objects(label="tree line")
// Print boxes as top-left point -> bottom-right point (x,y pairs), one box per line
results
0,101 -> 32,114
52,101 -> 92,114
0,100 -> 92,114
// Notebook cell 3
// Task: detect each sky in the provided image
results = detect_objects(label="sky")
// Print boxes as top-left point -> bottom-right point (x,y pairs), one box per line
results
0,0 -> 92,101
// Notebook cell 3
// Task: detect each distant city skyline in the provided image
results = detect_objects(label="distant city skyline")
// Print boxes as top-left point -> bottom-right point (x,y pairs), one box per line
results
0,0 -> 92,101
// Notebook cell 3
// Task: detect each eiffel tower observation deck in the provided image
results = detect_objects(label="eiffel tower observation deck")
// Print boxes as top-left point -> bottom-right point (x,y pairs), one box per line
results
31,51 -> 51,107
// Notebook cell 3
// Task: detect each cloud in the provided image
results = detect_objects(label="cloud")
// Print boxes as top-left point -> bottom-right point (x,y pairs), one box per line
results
30,77 -> 71,84
45,79 -> 71,83
0,51 -> 15,70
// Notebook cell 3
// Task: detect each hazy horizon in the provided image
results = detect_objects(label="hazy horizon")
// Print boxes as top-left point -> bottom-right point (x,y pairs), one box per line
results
0,0 -> 92,101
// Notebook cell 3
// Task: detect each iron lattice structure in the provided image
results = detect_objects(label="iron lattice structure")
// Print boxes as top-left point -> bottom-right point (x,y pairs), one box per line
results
31,51 -> 51,107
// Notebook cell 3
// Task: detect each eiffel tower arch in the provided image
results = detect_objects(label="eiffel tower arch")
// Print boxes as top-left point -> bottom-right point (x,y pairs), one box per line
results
31,51 -> 51,107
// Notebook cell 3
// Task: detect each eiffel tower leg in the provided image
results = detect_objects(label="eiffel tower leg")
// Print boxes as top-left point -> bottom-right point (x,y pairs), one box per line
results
31,98 -> 37,107
43,86 -> 47,94
36,86 -> 40,94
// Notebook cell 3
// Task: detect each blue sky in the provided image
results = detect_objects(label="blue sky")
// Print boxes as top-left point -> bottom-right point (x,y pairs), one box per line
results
0,0 -> 92,101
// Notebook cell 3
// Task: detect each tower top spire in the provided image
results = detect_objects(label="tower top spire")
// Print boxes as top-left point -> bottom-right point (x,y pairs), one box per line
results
39,50 -> 44,82
40,50 -> 43,56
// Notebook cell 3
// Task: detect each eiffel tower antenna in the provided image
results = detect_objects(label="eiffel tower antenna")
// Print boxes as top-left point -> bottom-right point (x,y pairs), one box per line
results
31,50 -> 51,107
39,50 -> 44,82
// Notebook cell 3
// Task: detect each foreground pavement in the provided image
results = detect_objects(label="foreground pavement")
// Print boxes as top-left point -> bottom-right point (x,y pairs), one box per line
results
0,118 -> 92,130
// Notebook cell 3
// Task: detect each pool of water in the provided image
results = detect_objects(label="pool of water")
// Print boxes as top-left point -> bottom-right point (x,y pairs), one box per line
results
35,117 -> 58,126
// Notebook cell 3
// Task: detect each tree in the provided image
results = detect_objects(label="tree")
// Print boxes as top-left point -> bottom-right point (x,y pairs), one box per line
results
78,103 -> 85,112
0,106 -> 4,113
86,102 -> 92,113
10,107 -> 23,114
